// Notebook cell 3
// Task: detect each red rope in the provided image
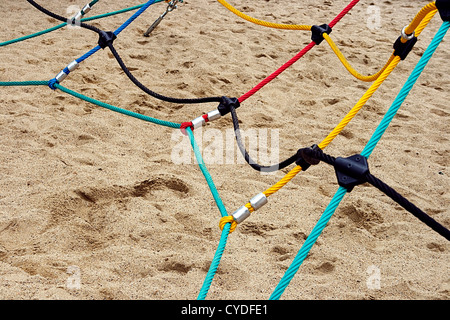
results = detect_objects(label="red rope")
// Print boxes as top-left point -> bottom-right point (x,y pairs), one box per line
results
180,121 -> 194,135
329,0 -> 360,28
238,0 -> 360,103
238,42 -> 315,103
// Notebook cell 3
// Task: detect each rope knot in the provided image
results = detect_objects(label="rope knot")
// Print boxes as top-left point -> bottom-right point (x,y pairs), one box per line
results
295,144 -> 321,171
180,121 -> 194,135
217,96 -> 240,116
311,24 -> 332,45
98,30 -> 117,49
219,216 -> 237,233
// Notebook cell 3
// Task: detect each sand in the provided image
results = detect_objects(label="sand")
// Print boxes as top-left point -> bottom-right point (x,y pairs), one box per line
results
0,0 -> 448,300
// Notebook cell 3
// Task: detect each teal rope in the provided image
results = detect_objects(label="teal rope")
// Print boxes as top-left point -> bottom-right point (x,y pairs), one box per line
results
55,83 -> 181,129
187,128 -> 228,218
197,225 -> 231,300
0,80 -> 49,86
270,186 -> 347,300
270,20 -> 449,300
0,25 -> 64,47
89,0 -> 100,7
0,1 -> 165,47
186,128 -> 230,300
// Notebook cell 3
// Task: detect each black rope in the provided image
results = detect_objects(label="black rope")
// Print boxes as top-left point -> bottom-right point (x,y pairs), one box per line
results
107,43 -> 223,105
26,0 -> 103,35
365,173 -> 450,241
303,148 -> 450,241
229,104 -> 299,172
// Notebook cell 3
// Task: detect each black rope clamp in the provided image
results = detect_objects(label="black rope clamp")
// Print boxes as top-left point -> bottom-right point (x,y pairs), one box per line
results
98,31 -> 117,49
296,144 -> 321,171
217,96 -> 240,116
311,24 -> 332,45
334,154 -> 369,192
436,0 -> 450,21
393,34 -> 417,60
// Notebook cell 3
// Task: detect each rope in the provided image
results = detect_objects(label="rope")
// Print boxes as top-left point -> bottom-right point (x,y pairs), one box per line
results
323,4 -> 439,83
270,19 -> 448,301
78,0 -> 162,64
318,56 -> 401,149
197,224 -> 231,300
0,80 -> 49,86
216,0 -> 311,31
366,173 -> 450,240
323,34 -> 396,82
1,0 -> 446,302
234,3 -> 435,228
229,105 -> 299,173
305,148 -> 450,240
54,84 -> 181,129
0,3 -> 161,48
403,2 -> 437,37
25,0 -> 103,35
362,22 -> 446,159
114,0 -> 157,36
240,55 -> 400,205
238,0 -> 360,103
107,43 -> 223,104
185,127 -> 232,300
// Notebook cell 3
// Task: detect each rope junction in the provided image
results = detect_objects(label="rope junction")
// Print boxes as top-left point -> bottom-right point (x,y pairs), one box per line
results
1,0 -> 449,300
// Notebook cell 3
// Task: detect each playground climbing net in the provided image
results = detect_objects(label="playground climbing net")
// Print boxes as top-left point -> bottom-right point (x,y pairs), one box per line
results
1,0 -> 449,300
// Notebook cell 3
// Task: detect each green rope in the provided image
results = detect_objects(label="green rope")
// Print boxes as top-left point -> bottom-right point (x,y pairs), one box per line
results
89,0 -> 100,7
185,127 -> 230,300
0,80 -> 49,86
270,20 -> 450,301
55,83 -> 181,129
187,128 -> 228,218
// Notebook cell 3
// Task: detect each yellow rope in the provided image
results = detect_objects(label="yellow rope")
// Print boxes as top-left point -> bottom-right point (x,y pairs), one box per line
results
320,2 -> 436,81
403,2 -> 437,38
415,9 -> 438,37
220,3 -> 437,233
219,216 -> 237,232
318,55 -> 401,149
216,0 -> 311,31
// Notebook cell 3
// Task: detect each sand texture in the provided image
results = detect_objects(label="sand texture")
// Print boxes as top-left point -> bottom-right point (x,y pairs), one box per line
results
0,0 -> 449,300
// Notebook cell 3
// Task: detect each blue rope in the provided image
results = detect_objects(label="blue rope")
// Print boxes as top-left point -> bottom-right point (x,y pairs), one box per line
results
76,46 -> 101,64
75,0 -> 156,64
185,128 -> 230,300
269,20 -> 449,300
53,0 -> 157,86
114,0 -> 156,36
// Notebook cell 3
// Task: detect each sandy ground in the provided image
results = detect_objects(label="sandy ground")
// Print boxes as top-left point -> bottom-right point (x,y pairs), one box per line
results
0,0 -> 448,300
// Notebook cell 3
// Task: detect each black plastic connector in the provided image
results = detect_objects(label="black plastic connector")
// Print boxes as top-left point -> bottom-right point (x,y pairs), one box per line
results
296,144 -> 321,171
334,154 -> 369,192
217,96 -> 240,116
436,0 -> 450,21
393,35 -> 418,60
311,24 -> 332,45
98,31 -> 117,49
